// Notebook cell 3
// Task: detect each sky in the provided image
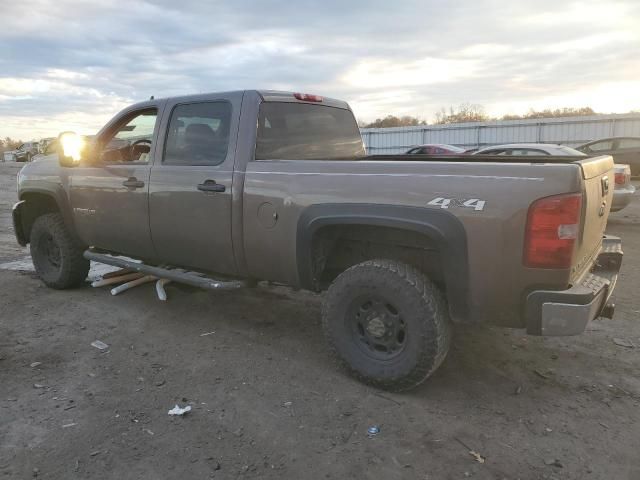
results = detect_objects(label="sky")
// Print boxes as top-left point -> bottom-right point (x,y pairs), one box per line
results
1,0 -> 639,140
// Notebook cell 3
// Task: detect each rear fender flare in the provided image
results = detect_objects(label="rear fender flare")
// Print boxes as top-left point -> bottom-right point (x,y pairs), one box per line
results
296,203 -> 469,322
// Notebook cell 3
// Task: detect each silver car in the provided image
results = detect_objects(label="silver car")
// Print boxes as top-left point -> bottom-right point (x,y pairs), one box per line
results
473,143 -> 635,212
612,164 -> 635,212
472,143 -> 586,157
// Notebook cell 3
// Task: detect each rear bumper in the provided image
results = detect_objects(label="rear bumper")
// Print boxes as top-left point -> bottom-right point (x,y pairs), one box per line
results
611,185 -> 635,212
12,201 -> 27,246
526,235 -> 622,336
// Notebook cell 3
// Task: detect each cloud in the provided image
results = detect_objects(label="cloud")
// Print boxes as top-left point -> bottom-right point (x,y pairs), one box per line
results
0,0 -> 639,139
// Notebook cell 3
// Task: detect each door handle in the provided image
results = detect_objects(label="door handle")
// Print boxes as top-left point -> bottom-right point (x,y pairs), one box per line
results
197,180 -> 226,193
122,177 -> 145,189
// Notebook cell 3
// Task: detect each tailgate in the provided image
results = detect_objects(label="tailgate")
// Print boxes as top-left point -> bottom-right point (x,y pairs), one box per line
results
572,155 -> 615,281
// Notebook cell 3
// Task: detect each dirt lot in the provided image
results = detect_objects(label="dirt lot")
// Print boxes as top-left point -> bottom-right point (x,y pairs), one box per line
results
1,161 -> 639,480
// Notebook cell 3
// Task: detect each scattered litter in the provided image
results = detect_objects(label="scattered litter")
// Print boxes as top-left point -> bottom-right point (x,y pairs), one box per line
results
168,404 -> 192,416
514,385 -> 522,395
534,369 -> 551,379
156,278 -> 171,301
91,340 -> 109,350
544,458 -> 563,468
200,331 -> 216,337
143,428 -> 154,436
545,427 -> 553,432
89,451 -> 100,457
613,338 -> 635,348
469,451 -> 485,464
62,423 -> 77,428
111,275 -> 157,296
155,380 -> 166,387
91,272 -> 144,288
33,383 -> 45,389
282,401 -> 292,407
367,426 -> 380,436
599,421 -> 610,429
64,405 -> 77,411
30,362 -> 42,368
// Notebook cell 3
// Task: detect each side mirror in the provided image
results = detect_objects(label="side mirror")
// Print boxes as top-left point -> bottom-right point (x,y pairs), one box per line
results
57,131 -> 87,167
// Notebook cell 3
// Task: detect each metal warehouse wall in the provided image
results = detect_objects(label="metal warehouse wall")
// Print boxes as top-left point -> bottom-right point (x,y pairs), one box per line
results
360,113 -> 640,154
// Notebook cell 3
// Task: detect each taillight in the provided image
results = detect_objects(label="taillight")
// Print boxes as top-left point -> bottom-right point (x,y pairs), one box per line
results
614,165 -> 631,185
524,193 -> 583,269
293,93 -> 323,102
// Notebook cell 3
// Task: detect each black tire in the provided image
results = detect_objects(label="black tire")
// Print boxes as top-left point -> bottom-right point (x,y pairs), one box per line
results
322,259 -> 451,391
29,213 -> 89,289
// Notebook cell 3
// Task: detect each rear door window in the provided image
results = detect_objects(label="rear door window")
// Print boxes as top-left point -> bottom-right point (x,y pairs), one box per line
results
255,103 -> 365,160
163,102 -> 232,166
587,140 -> 613,152
510,149 -> 549,156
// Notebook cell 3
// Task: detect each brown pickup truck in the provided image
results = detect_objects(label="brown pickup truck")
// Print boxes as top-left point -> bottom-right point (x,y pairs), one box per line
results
13,90 -> 623,390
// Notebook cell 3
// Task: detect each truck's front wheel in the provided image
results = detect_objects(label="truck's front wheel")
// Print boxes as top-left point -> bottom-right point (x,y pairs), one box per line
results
322,259 -> 451,391
30,213 -> 89,289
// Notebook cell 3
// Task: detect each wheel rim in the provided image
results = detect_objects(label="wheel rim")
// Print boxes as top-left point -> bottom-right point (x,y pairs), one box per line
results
39,233 -> 62,271
347,296 -> 407,360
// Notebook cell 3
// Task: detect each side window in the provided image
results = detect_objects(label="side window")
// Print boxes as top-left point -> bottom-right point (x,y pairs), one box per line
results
163,102 -> 232,166
480,149 -> 506,155
99,109 -> 157,163
618,138 -> 640,149
587,140 -> 613,152
510,149 -> 548,156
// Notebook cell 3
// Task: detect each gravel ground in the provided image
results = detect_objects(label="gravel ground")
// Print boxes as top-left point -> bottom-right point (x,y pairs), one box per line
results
1,161 -> 639,480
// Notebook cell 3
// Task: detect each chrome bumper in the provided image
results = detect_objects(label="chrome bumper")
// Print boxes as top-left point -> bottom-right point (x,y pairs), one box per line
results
526,236 -> 622,336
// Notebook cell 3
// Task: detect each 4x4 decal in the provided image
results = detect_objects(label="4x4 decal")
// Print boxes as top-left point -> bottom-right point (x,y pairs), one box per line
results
427,197 -> 486,211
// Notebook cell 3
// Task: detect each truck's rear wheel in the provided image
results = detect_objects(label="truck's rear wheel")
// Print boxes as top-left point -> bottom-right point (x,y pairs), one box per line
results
30,213 -> 89,289
322,259 -> 451,391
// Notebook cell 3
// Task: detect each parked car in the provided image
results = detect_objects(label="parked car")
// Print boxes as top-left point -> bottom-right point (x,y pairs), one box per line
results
406,144 -> 466,154
13,141 -> 40,162
473,143 -> 586,156
576,137 -> 640,176
612,164 -> 636,212
14,90 -> 622,391
473,143 -> 634,211
38,137 -> 56,154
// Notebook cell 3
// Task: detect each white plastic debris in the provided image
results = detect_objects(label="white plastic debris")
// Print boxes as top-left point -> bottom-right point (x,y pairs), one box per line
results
156,278 -> 172,301
110,275 -> 157,296
91,340 -> 109,350
168,404 -> 192,416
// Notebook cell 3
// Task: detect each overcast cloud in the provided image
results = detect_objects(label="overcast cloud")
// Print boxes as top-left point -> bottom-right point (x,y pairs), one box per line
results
1,0 -> 639,139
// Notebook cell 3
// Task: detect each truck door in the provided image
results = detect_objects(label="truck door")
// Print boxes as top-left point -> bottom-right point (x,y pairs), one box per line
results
69,106 -> 161,259
148,93 -> 241,275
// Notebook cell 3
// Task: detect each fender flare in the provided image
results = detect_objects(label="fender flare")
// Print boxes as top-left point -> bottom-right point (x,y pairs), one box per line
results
296,203 -> 470,322
18,187 -> 80,244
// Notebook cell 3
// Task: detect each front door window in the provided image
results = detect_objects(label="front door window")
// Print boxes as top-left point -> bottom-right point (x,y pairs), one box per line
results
99,109 -> 158,163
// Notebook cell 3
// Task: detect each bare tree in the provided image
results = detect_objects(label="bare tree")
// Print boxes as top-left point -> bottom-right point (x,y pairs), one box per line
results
364,115 -> 427,128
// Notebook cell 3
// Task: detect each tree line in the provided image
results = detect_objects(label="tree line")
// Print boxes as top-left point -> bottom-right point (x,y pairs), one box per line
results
361,104 -> 600,128
0,137 -> 25,153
